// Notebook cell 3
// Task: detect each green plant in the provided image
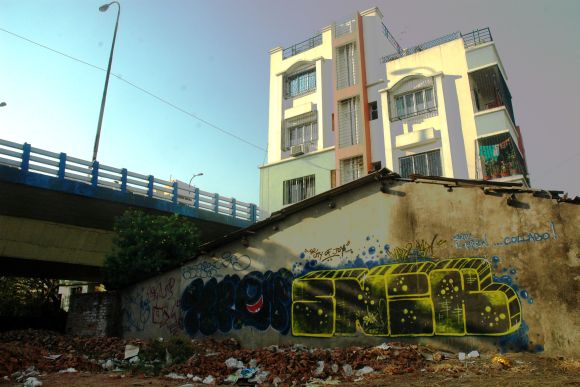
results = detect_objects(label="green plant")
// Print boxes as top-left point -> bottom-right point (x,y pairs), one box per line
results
104,210 -> 201,289
0,277 -> 62,316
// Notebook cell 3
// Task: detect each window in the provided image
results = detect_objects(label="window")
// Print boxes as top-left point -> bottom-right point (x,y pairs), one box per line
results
282,112 -> 318,150
393,87 -> 436,121
285,68 -> 316,98
338,97 -> 361,148
399,150 -> 442,178
340,156 -> 364,184
283,175 -> 315,205
369,101 -> 378,120
336,43 -> 358,89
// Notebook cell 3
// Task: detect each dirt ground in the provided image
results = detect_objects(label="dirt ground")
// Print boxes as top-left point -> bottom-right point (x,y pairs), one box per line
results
2,352 -> 579,386
1,330 -> 578,386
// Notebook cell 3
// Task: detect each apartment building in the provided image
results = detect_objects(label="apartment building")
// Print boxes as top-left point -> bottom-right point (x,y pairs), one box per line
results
259,8 -> 528,213
380,28 -> 528,184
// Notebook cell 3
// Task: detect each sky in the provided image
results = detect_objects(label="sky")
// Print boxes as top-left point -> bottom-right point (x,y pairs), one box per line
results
1,0 -> 579,204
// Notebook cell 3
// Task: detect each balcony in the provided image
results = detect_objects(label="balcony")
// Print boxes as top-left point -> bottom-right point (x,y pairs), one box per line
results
381,27 -> 493,64
283,34 -> 323,59
477,132 -> 528,184
462,28 -> 492,48
469,65 -> 514,124
335,17 -> 356,37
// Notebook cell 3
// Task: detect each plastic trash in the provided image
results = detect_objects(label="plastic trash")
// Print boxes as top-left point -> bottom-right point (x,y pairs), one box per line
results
225,357 -> 244,369
124,344 -> 139,360
467,350 -> 480,359
202,375 -> 215,384
314,361 -> 325,375
240,368 -> 257,378
23,377 -> 42,387
58,368 -> 77,373
355,366 -> 374,376
342,364 -> 353,376
458,352 -> 467,361
102,359 -> 115,370
249,370 -> 270,384
165,373 -> 187,380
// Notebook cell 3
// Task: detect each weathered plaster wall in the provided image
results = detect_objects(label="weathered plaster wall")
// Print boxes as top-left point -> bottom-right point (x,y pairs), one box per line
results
121,179 -> 579,356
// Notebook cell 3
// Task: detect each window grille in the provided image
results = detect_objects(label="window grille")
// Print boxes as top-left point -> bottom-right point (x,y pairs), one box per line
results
336,43 -> 358,89
340,156 -> 364,184
338,97 -> 360,148
399,150 -> 442,177
285,68 -> 316,98
283,175 -> 315,205
282,111 -> 318,150
392,87 -> 436,121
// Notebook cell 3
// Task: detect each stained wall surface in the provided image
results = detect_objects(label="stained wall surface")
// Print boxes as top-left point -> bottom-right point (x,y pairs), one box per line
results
121,178 -> 579,356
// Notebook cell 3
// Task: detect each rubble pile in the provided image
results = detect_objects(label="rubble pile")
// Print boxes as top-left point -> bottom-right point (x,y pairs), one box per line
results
1,330 -> 430,385
167,341 -> 425,384
0,330 -> 139,376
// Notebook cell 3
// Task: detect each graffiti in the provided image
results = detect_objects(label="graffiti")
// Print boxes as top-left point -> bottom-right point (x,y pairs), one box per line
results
389,235 -> 447,261
291,258 -> 521,337
302,241 -> 354,262
146,277 -> 175,301
181,268 -> 293,336
496,222 -> 557,247
219,251 -> 252,271
182,261 -> 220,279
152,299 -> 182,335
122,288 -> 151,332
453,233 -> 489,249
182,252 -> 252,279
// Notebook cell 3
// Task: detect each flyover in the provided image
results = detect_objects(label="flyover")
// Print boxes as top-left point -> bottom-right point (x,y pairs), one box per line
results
0,139 -> 263,281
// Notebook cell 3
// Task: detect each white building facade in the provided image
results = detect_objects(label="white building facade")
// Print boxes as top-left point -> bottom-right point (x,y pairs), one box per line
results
260,8 -> 528,213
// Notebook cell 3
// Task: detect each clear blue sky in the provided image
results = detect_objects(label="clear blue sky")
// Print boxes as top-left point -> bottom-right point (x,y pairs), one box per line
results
1,0 -> 579,204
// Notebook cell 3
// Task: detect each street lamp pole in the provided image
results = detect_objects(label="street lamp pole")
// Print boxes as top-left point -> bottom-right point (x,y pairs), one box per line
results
189,173 -> 204,187
93,1 -> 120,163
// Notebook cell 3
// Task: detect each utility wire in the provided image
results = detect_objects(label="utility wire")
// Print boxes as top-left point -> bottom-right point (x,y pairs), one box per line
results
1,27 -> 335,171
0,27 -> 266,152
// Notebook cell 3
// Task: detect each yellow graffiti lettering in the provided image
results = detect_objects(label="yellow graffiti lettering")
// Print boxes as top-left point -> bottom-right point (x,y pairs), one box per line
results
291,258 -> 521,337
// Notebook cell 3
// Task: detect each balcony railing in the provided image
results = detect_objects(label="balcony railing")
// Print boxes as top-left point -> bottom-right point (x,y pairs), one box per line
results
381,32 -> 461,63
335,18 -> 356,37
470,65 -> 515,124
462,28 -> 493,48
477,133 -> 528,183
283,34 -> 323,59
0,139 -> 263,223
381,28 -> 494,63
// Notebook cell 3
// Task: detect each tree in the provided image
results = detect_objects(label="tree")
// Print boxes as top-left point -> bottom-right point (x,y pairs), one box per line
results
0,277 -> 61,316
104,210 -> 201,289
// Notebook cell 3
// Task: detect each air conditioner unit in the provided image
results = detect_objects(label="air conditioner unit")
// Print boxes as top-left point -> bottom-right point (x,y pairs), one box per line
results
290,144 -> 307,156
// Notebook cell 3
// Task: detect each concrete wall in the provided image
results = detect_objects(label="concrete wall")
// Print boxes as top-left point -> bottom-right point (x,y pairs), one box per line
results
122,178 -> 579,356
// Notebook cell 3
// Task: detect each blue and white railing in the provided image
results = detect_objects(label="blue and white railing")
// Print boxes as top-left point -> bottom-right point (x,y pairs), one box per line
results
0,139 -> 263,223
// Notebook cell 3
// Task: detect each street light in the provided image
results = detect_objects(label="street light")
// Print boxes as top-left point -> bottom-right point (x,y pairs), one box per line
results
92,1 -> 121,163
189,173 -> 204,187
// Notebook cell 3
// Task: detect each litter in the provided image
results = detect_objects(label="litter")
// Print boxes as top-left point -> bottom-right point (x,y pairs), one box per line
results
124,344 -> 139,360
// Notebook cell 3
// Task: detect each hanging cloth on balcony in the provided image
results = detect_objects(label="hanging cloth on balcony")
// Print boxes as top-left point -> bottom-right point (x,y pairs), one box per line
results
498,138 -> 510,150
479,144 -> 500,161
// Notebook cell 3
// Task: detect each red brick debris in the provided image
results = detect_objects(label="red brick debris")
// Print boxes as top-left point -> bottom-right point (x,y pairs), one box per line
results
0,330 -> 429,385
